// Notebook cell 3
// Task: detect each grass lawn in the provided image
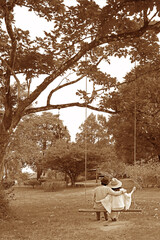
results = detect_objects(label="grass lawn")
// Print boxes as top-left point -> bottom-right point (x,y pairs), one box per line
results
0,183 -> 160,240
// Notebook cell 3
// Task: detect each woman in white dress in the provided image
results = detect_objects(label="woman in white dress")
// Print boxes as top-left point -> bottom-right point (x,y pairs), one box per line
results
100,178 -> 136,221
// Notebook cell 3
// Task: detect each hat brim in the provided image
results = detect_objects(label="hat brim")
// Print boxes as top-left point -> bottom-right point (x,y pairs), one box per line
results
108,181 -> 122,189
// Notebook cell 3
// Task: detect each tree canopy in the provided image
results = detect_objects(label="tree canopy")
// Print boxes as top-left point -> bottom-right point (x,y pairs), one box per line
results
76,113 -> 109,145
107,57 -> 160,164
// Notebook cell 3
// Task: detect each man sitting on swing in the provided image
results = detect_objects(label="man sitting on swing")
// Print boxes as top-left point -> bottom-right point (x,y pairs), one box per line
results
93,176 -> 126,221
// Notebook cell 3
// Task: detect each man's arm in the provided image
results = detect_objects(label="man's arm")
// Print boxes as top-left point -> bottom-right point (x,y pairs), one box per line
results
107,187 -> 126,196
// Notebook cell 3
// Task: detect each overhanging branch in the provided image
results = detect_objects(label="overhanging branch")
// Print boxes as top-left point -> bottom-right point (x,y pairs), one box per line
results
47,75 -> 84,105
19,18 -> 160,113
24,102 -> 117,115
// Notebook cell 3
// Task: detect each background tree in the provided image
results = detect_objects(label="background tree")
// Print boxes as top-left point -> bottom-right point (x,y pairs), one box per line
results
44,140 -> 100,186
76,113 -> 109,146
106,57 -> 160,164
0,0 -> 160,178
76,113 -> 119,176
4,112 -> 70,179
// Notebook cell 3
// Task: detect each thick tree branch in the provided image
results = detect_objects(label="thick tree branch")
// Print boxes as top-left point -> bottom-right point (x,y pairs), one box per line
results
3,6 -> 17,130
17,17 -> 160,117
4,7 -> 17,72
47,75 -> 84,105
98,20 -> 160,45
24,102 -> 117,115
0,57 -> 21,99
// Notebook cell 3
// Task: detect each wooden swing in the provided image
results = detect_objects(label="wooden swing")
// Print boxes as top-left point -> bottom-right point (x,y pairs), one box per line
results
79,208 -> 142,213
78,60 -> 142,215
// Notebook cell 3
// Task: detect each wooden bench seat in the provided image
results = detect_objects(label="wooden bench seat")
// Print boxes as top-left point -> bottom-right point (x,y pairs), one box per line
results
79,208 -> 142,213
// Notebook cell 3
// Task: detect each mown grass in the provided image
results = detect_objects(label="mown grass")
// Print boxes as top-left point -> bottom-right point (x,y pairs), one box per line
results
0,184 -> 160,240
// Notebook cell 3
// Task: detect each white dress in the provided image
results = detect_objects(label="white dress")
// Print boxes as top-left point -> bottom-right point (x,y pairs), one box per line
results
100,188 -> 133,214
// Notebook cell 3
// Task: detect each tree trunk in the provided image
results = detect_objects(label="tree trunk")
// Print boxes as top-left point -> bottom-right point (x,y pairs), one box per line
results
69,174 -> 77,187
0,123 -> 10,180
37,164 -> 43,180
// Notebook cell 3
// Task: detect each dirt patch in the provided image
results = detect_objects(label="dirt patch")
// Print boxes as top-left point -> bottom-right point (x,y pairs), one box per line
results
100,220 -> 134,231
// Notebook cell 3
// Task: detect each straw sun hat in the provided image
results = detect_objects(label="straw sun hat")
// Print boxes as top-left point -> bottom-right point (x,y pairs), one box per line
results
108,178 -> 122,189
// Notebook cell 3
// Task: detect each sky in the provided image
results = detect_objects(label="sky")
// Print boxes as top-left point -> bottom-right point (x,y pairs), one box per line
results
13,1 -> 134,142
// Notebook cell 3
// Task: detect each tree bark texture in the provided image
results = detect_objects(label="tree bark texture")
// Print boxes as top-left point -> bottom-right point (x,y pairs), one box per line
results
0,123 -> 10,180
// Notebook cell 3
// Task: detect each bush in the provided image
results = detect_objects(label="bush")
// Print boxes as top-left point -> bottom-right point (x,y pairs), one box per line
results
1,179 -> 15,189
101,161 -> 126,178
24,179 -> 41,188
43,180 -> 66,192
0,189 -> 9,219
125,162 -> 160,188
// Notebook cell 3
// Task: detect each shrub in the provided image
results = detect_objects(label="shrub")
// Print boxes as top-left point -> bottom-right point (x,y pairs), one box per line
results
101,161 -> 126,178
1,179 -> 15,189
24,179 -> 41,188
0,188 -> 9,219
43,180 -> 66,192
125,162 -> 160,188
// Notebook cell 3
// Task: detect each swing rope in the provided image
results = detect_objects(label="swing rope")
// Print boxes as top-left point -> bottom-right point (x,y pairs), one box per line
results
134,60 -> 137,166
81,59 -> 141,212
84,54 -> 88,203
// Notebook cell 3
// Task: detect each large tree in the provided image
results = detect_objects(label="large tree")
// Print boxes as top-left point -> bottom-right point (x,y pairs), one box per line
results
0,0 -> 160,178
106,57 -> 160,164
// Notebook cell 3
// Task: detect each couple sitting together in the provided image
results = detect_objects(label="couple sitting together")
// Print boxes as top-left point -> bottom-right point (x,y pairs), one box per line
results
93,176 -> 136,221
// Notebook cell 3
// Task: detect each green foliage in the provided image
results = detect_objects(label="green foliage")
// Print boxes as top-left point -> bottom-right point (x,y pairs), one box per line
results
18,172 -> 31,182
100,159 -> 126,179
44,140 -> 98,185
3,112 -> 70,179
76,113 -> 126,176
125,162 -> 160,188
76,113 -> 109,146
1,179 -> 15,190
106,57 -> 160,164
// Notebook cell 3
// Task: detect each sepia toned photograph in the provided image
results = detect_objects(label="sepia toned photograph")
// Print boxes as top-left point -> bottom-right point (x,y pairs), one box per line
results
0,0 -> 160,239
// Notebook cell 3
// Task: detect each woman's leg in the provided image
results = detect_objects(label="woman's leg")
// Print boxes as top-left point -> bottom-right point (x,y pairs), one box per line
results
110,212 -> 120,221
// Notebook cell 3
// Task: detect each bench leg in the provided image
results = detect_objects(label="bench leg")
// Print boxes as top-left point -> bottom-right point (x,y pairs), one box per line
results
96,212 -> 100,221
